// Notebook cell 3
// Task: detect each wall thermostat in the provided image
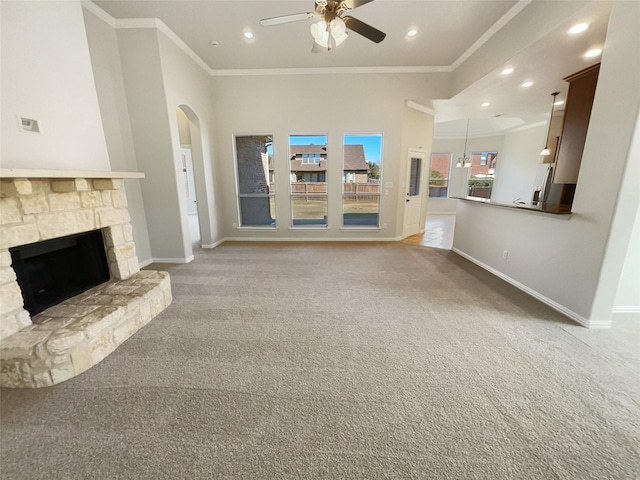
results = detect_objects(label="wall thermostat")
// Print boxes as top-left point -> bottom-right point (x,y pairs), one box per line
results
18,116 -> 40,133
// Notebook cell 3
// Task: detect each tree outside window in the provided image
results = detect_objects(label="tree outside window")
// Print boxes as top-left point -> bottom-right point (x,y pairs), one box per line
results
429,153 -> 452,198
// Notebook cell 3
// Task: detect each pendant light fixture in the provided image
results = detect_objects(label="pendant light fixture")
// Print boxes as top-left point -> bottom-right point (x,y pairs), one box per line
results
456,119 -> 471,168
540,92 -> 560,156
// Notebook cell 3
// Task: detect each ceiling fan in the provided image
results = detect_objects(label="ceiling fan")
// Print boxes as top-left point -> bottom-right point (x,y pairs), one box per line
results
260,0 -> 386,52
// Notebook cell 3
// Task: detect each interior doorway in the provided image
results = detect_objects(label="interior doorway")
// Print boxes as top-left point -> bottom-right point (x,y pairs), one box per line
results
176,106 -> 202,249
179,146 -> 200,247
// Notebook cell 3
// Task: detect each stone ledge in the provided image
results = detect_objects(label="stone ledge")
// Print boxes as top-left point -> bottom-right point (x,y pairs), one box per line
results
0,270 -> 171,388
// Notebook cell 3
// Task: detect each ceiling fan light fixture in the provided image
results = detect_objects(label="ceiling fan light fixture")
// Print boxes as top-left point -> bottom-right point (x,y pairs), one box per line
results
310,18 -> 348,49
331,17 -> 346,37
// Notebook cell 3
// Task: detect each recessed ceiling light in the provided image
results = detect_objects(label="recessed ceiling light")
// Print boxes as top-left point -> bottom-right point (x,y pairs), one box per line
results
522,81 -> 534,88
501,68 -> 514,75
569,23 -> 589,34
554,100 -> 565,106
243,31 -> 254,39
481,102 -> 490,107
584,48 -> 602,58
407,28 -> 418,37
210,40 -> 220,47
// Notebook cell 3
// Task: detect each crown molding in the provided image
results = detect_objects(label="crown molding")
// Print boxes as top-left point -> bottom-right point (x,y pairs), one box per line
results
450,0 -> 532,70
81,0 -> 116,27
210,65 -> 451,77
82,1 -> 214,76
406,101 -> 437,116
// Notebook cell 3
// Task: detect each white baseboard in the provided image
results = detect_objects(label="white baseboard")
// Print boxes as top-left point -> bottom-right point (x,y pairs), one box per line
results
151,255 -> 194,264
426,212 -> 457,215
612,306 -> 640,321
451,248 -> 608,328
138,258 -> 153,268
201,238 -> 225,249
223,236 -> 404,242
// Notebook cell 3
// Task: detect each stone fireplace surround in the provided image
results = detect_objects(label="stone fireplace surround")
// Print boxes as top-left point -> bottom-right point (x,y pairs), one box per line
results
0,170 -> 171,388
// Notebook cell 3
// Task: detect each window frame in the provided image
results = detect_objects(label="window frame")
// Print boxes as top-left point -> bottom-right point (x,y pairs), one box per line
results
428,152 -> 452,198
232,133 -> 276,229
466,150 -> 498,200
289,134 -> 329,228
342,133 -> 383,229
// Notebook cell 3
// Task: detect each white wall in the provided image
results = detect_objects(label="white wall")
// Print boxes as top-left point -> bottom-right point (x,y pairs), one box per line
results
492,125 -> 546,204
176,108 -> 192,145
211,73 -> 449,240
82,7 -> 152,265
614,203 -> 640,319
452,0 -> 640,327
1,1 -> 109,170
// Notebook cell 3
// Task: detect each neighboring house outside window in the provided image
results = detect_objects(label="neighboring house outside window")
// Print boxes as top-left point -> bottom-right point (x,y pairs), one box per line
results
289,145 -> 328,182
429,153 -> 452,198
468,151 -> 498,199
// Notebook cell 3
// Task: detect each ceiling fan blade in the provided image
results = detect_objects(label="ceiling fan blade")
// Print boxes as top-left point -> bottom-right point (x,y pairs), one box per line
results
342,15 -> 386,43
341,0 -> 376,10
260,12 -> 315,26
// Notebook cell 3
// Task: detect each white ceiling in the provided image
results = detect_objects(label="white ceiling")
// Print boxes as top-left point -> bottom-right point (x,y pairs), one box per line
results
91,0 -> 611,136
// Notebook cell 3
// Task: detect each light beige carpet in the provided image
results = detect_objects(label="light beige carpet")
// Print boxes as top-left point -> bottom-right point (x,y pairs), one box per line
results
1,242 -> 639,479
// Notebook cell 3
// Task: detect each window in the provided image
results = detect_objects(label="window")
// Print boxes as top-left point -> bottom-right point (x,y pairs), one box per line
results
467,151 -> 497,199
342,134 -> 382,227
290,135 -> 327,227
234,135 -> 275,227
408,156 -> 421,196
429,153 -> 452,198
302,154 -> 321,164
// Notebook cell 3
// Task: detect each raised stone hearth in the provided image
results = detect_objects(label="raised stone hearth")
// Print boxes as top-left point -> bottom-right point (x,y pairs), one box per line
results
0,172 -> 171,387
1,271 -> 171,388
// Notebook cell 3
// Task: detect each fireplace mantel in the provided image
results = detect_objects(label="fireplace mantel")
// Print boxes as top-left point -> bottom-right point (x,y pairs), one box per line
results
0,169 -> 145,179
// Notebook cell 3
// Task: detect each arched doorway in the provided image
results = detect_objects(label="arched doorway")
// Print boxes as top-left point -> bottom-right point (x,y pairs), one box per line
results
174,104 -> 216,252
176,107 -> 200,247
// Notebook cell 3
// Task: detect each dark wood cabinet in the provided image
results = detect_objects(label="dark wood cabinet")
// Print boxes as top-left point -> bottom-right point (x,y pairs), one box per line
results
553,64 -> 600,185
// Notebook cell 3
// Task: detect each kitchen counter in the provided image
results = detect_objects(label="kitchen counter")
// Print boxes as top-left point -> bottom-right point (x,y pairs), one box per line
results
453,196 -> 572,215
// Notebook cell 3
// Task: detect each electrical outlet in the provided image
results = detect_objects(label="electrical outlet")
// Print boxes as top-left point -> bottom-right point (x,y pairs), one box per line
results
232,223 -> 237,228
383,223 -> 387,229
502,250 -> 508,259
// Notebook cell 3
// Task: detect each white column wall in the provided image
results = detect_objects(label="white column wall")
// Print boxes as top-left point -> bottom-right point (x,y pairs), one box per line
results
156,32 -> 220,251
116,28 -> 187,262
1,1 -> 109,171
82,7 -> 153,265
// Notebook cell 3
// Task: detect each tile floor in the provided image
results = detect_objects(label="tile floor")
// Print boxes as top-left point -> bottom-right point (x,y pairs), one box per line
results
404,214 -> 456,250
189,213 -> 456,250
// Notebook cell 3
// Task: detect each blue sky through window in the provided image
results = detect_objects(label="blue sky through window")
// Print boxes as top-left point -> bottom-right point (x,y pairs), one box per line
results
288,134 -> 381,165
344,135 -> 382,165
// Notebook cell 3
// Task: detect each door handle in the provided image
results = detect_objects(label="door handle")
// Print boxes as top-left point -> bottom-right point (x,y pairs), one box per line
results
406,199 -> 410,202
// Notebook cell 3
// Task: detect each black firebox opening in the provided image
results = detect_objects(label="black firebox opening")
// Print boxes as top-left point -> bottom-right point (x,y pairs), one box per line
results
10,229 -> 110,316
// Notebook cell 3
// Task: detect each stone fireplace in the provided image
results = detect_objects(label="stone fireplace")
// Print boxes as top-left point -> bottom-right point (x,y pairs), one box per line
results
0,171 -> 171,388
